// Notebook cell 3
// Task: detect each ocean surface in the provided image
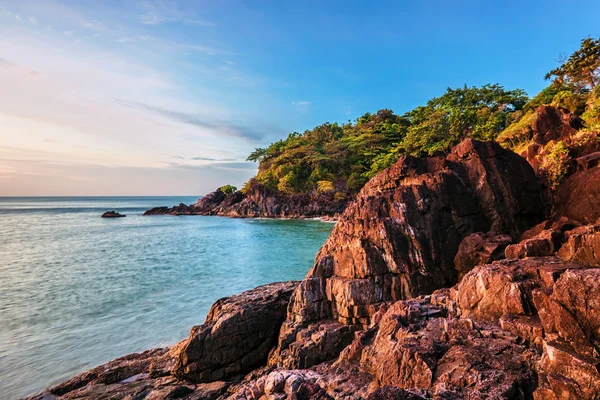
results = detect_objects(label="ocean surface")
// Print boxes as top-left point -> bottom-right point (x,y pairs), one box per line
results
0,197 -> 334,399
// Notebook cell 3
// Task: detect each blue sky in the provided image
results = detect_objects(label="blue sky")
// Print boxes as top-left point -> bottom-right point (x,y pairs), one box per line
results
1,0 -> 599,195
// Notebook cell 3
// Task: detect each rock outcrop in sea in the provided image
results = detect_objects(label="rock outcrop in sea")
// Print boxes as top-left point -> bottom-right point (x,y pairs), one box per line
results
29,128 -> 600,399
143,181 -> 348,219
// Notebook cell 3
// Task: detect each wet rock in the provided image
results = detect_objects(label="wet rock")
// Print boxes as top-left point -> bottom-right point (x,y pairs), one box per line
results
171,282 -> 298,382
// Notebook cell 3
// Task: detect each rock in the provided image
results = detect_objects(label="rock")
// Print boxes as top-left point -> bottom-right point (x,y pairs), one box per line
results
536,340 -> 600,400
556,224 -> 600,266
455,257 -> 582,322
504,229 -> 563,259
143,203 -> 197,216
454,232 -> 512,279
101,210 -> 126,218
534,268 -> 600,357
29,348 -> 172,398
144,181 -> 349,219
336,297 -> 536,399
365,387 -> 426,400
553,166 -> 600,224
532,106 -> 583,145
268,321 -> 356,369
171,282 -> 298,382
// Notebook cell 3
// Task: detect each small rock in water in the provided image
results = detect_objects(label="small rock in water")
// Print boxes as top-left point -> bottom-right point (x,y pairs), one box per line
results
101,210 -> 126,218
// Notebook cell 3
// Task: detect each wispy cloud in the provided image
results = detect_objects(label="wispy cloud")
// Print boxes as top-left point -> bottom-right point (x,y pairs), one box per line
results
120,101 -> 268,142
292,101 -> 311,105
192,156 -> 237,161
63,30 -> 75,36
28,16 -> 37,25
138,1 -> 215,27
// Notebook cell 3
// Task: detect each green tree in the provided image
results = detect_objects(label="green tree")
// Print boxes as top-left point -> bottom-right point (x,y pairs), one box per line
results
545,37 -> 600,90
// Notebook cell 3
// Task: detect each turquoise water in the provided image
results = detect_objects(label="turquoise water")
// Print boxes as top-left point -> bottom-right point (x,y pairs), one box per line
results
0,197 -> 333,399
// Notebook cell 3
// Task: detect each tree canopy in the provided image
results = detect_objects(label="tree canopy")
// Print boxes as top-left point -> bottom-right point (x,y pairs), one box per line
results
247,85 -> 527,195
545,37 -> 600,90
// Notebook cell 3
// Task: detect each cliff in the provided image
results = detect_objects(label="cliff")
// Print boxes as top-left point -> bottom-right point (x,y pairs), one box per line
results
30,135 -> 600,400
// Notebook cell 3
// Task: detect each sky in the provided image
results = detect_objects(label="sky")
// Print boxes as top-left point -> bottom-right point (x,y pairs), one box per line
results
0,0 -> 599,196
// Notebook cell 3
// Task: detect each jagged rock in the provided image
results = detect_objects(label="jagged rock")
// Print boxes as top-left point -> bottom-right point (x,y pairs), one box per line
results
365,387 -> 426,400
455,257 -> 582,322
171,282 -> 298,382
267,321 -> 356,369
505,229 -> 563,259
454,232 -> 512,279
269,139 -> 544,368
194,189 -> 228,213
533,268 -> 600,357
143,203 -> 197,216
536,340 -> 600,400
532,106 -> 583,145
46,348 -> 172,396
556,223 -> 600,266
554,166 -> 600,224
101,210 -> 125,218
336,297 -> 536,399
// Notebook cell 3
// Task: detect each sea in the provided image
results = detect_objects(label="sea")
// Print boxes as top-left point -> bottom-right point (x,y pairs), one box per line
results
0,197 -> 334,399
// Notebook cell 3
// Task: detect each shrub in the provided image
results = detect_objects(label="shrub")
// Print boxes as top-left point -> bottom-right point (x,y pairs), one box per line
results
542,141 -> 570,190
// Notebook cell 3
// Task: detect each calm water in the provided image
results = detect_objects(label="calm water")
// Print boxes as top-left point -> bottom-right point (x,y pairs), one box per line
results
0,197 -> 333,399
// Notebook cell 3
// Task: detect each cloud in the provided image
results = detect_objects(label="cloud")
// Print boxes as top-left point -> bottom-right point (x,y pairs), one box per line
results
292,101 -> 311,105
192,156 -> 237,161
117,35 -> 155,43
137,1 -> 215,27
63,30 -> 75,36
120,101 -> 268,141
15,14 -> 22,21
28,16 -> 37,25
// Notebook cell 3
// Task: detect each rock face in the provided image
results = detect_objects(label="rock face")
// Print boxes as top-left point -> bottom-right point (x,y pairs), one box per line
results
454,232 -> 512,279
171,282 -> 298,382
101,210 -> 125,218
553,166 -> 600,224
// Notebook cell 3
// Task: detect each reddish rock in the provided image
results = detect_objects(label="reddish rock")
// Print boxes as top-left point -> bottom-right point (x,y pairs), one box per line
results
171,282 -> 298,382
534,268 -> 600,357
454,232 -> 512,279
553,166 -> 600,224
536,340 -> 600,400
505,229 -> 563,259
455,257 -> 582,322
557,224 -> 600,266
532,106 -> 583,145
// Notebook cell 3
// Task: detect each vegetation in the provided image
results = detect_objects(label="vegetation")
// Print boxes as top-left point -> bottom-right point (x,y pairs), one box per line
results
247,85 -> 527,195
218,185 -> 237,196
242,37 -> 600,196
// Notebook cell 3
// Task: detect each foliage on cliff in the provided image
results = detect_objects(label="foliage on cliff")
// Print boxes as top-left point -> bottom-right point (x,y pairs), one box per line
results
245,36 -> 600,196
248,85 -> 527,194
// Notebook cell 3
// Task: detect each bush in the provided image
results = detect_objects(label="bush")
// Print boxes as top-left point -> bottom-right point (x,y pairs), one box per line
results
542,141 -> 570,190
218,185 -> 237,196
316,180 -> 335,193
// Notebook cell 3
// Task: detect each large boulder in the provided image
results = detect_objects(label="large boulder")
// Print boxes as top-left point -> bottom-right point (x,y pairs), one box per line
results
454,232 -> 512,279
171,282 -> 298,382
554,166 -> 600,224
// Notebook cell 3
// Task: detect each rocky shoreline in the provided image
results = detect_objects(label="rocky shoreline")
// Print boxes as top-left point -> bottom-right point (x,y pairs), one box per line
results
27,109 -> 600,399
143,181 -> 348,220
